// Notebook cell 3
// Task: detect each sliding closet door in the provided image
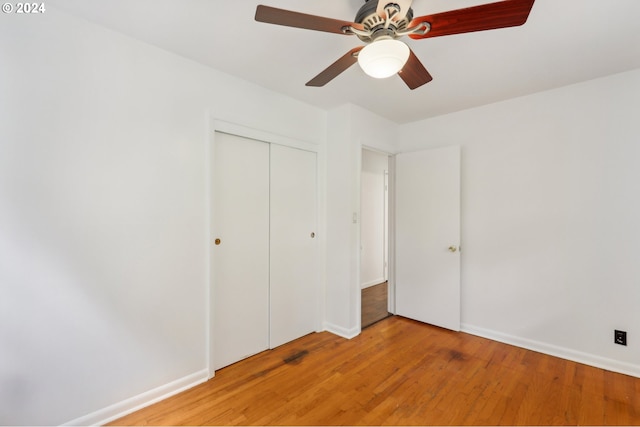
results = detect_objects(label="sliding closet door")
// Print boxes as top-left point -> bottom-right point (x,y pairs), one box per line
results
212,132 -> 270,370
269,144 -> 318,348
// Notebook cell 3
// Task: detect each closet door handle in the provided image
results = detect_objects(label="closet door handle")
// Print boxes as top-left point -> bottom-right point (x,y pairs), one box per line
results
215,238 -> 221,245
310,232 -> 315,238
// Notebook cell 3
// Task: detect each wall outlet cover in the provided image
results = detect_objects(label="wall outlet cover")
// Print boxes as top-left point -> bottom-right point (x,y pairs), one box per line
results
614,330 -> 627,346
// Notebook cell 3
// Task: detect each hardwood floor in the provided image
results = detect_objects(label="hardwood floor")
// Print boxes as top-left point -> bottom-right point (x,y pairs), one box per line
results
110,316 -> 640,426
361,281 -> 391,328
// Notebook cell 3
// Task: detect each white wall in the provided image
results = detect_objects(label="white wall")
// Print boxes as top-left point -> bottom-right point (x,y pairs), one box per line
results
324,106 -> 357,337
360,150 -> 388,288
324,105 -> 398,337
398,69 -> 640,376
0,8 -> 326,425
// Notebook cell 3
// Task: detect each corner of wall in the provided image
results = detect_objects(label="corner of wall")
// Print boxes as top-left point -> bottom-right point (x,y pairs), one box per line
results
323,321 -> 361,340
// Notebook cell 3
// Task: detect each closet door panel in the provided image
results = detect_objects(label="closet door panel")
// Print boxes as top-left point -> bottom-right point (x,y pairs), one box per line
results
212,132 -> 270,370
269,144 -> 318,348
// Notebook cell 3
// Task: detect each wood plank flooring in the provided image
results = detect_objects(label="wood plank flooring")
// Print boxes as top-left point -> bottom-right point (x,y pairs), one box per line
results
361,281 -> 391,328
110,316 -> 640,425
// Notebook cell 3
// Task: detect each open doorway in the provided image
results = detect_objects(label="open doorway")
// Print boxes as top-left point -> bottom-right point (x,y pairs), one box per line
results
360,148 -> 391,328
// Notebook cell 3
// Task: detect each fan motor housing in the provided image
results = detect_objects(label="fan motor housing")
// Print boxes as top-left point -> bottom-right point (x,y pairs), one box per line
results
355,0 -> 414,42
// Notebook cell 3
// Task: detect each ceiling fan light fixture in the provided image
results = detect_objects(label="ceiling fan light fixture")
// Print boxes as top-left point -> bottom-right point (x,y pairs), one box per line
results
357,38 -> 410,79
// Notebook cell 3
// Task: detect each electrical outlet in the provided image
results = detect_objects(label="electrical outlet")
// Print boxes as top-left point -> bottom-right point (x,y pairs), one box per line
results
614,330 -> 627,346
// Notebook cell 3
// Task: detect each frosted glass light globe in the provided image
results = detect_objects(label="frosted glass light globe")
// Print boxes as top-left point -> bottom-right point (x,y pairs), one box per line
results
358,39 -> 410,79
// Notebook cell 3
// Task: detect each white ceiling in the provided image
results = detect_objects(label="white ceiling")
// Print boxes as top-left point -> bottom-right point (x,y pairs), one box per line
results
49,0 -> 640,124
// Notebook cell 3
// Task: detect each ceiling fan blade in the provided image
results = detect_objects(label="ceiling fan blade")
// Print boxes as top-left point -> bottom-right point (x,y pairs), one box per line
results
306,47 -> 364,87
255,5 -> 364,35
408,0 -> 535,39
377,0 -> 413,21
398,49 -> 433,90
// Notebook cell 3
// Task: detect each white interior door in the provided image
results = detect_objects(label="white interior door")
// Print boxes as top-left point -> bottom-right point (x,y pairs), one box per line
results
269,144 -> 318,348
212,132 -> 270,370
395,146 -> 461,331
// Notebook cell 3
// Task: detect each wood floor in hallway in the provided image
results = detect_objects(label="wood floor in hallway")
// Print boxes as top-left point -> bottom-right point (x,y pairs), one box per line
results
361,281 -> 391,328
110,316 -> 640,426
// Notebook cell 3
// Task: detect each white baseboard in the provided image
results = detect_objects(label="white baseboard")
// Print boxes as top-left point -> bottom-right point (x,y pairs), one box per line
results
361,278 -> 386,289
461,323 -> 640,379
62,369 -> 209,426
324,321 -> 360,339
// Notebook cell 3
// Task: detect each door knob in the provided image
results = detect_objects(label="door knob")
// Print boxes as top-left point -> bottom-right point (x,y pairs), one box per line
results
310,232 -> 315,238
214,238 -> 221,246
448,245 -> 458,253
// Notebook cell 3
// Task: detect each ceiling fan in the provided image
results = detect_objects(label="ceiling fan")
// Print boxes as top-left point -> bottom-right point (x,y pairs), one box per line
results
255,0 -> 535,89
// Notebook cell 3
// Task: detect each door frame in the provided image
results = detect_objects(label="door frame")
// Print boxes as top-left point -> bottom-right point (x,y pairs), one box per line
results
359,145 -> 461,330
359,146 -> 396,330
206,119 -> 323,378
